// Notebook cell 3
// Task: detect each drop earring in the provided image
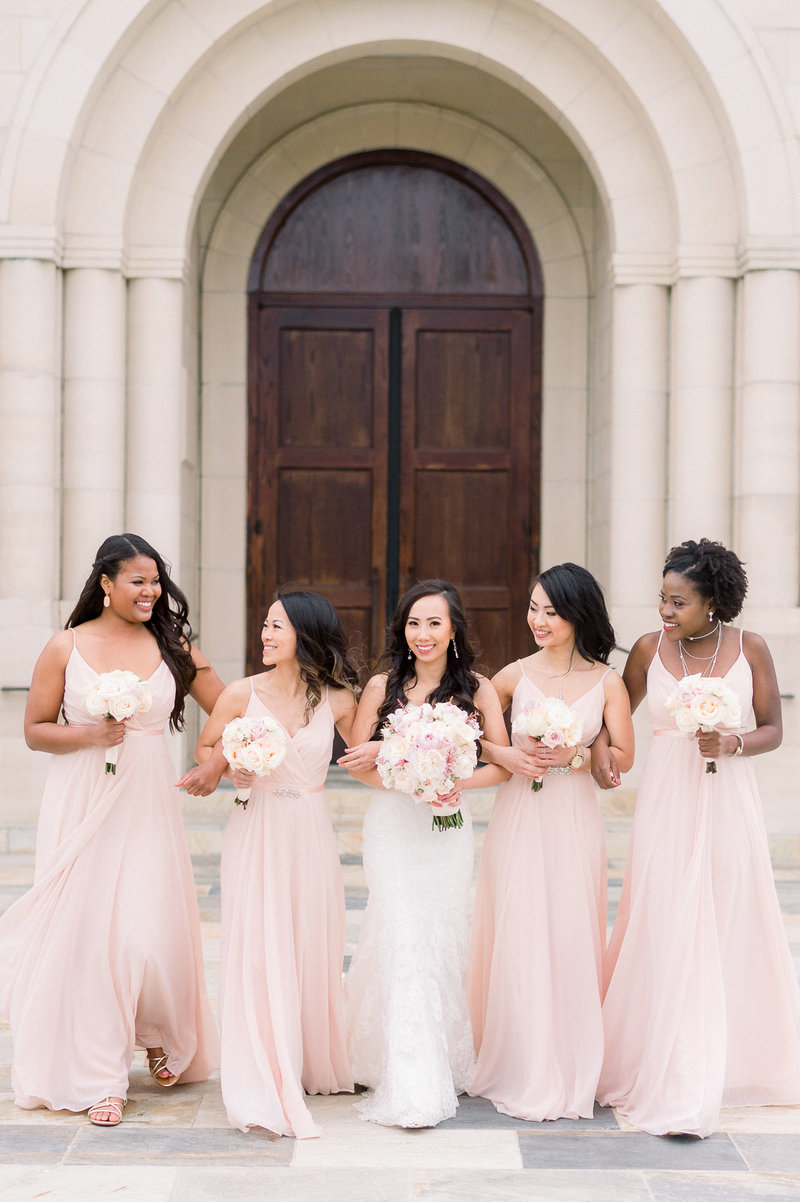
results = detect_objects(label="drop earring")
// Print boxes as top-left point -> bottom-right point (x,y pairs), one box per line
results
451,638 -> 458,660
103,593 -> 110,608
407,648 -> 413,660
708,610 -> 714,622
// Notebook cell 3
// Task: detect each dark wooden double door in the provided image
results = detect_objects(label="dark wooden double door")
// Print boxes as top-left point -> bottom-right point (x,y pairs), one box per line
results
247,153 -> 542,674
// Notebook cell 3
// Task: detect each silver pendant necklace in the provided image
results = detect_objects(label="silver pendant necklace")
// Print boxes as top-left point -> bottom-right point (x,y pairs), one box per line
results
679,622 -> 722,678
539,647 -> 576,699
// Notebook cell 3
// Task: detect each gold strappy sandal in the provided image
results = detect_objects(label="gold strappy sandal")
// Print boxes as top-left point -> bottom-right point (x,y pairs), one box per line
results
87,1096 -> 126,1126
147,1047 -> 180,1087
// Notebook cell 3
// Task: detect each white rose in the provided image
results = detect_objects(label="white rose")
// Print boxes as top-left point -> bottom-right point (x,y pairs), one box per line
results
108,694 -> 138,720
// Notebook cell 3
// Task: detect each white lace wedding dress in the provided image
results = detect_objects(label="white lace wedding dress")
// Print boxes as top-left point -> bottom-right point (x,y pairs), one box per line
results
345,788 -> 476,1127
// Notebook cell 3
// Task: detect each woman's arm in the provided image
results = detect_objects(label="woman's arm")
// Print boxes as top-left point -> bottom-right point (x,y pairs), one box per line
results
342,675 -> 387,788
24,631 -> 127,754
176,646 -> 229,795
601,670 -> 635,774
458,676 -> 511,790
592,635 -> 654,788
187,645 -> 226,714
330,687 -> 359,747
696,630 -> 782,760
194,678 -> 252,763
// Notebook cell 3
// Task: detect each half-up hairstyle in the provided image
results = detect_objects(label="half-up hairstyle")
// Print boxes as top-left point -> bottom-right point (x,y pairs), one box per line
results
275,590 -> 360,721
533,563 -> 616,664
67,533 -> 197,731
374,579 -> 481,736
663,538 -> 747,623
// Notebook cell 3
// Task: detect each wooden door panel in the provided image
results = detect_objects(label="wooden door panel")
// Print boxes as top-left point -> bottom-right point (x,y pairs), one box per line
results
414,330 -> 511,448
401,309 -> 535,675
247,304 -> 388,671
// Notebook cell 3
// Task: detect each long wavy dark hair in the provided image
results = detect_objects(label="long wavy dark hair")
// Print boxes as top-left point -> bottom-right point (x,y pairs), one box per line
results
275,590 -> 360,720
533,563 -> 617,664
373,579 -> 481,735
66,533 -> 197,731
663,538 -> 747,623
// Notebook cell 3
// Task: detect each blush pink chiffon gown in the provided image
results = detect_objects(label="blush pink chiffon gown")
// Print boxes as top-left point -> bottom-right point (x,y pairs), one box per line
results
218,682 -> 353,1138
468,662 -> 610,1120
0,634 -> 219,1111
597,632 -> 800,1136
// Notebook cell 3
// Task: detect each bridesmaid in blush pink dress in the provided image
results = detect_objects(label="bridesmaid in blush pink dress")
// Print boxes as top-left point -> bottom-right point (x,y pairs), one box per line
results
195,590 -> 359,1139
0,534 -> 224,1127
595,539 -> 800,1137
468,564 -> 634,1121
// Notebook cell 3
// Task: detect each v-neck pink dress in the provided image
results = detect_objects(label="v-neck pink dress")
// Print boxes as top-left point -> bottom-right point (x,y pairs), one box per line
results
0,637 -> 219,1111
468,661 -> 611,1120
218,681 -> 353,1138
598,633 -> 800,1135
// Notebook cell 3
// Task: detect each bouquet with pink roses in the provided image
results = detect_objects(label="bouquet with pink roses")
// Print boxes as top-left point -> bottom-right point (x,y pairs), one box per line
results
665,674 -> 742,773
376,701 -> 482,831
511,696 -> 584,791
221,715 -> 288,808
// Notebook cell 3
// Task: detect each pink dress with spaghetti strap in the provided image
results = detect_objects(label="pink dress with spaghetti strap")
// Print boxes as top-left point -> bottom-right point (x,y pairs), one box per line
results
598,631 -> 800,1135
218,681 -> 353,1138
468,660 -> 611,1120
0,633 -> 218,1111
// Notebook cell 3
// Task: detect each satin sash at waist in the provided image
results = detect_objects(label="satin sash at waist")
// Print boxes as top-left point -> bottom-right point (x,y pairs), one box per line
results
250,783 -> 325,798
125,728 -> 165,737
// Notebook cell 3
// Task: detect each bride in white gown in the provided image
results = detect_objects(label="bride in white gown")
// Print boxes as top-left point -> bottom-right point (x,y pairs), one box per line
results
340,580 -> 508,1127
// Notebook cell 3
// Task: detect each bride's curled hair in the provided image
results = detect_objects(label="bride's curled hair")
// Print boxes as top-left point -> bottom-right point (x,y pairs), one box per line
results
374,579 -> 481,736
276,590 -> 360,721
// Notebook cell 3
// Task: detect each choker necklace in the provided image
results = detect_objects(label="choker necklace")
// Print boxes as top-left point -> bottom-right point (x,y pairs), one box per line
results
679,622 -> 722,678
684,621 -> 721,642
539,648 -> 576,699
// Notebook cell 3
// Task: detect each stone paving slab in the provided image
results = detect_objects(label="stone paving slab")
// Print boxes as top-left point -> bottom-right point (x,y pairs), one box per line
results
2,775 -> 800,1201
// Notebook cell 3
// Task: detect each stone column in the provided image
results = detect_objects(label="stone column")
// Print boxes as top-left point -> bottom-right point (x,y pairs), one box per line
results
668,276 -> 735,546
608,283 -> 669,631
126,277 -> 184,572
0,258 -> 60,604
735,270 -> 800,607
62,269 -> 127,597
0,258 -> 61,821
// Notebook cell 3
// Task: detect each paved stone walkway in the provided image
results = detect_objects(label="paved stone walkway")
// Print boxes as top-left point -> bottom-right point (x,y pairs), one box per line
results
2,771 -> 800,1201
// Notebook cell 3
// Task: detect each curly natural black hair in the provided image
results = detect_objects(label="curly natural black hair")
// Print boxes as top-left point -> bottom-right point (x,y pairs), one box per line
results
66,533 -> 197,731
373,579 -> 481,736
663,538 -> 748,623
532,563 -> 617,663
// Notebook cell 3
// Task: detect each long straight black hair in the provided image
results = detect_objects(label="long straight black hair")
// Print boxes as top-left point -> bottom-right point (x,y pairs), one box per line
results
67,534 -> 197,731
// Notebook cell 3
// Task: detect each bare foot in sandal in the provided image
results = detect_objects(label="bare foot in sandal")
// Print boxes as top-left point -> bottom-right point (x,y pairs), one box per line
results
147,1046 -> 179,1087
87,1096 -> 126,1126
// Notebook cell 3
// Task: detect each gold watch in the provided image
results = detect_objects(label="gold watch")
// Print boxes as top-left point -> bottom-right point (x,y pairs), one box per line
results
569,745 -> 587,771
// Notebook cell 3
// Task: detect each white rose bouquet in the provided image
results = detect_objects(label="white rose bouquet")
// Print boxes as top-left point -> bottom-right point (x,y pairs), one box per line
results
376,701 -> 482,831
665,674 -> 742,773
221,715 -> 288,809
511,696 -> 584,791
83,670 -> 153,774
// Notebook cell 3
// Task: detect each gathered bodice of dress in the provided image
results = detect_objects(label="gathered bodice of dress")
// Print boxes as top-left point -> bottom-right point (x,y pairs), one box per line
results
63,645 -> 174,732
512,662 -> 610,748
245,685 -> 334,793
647,633 -> 752,734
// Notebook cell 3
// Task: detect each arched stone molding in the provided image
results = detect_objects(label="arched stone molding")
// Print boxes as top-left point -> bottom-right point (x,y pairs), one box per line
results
6,0 -> 789,273
197,103 -> 595,679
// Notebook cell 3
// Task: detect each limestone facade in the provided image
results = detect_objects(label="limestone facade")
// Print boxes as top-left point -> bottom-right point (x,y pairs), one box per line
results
1,0 -> 798,826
